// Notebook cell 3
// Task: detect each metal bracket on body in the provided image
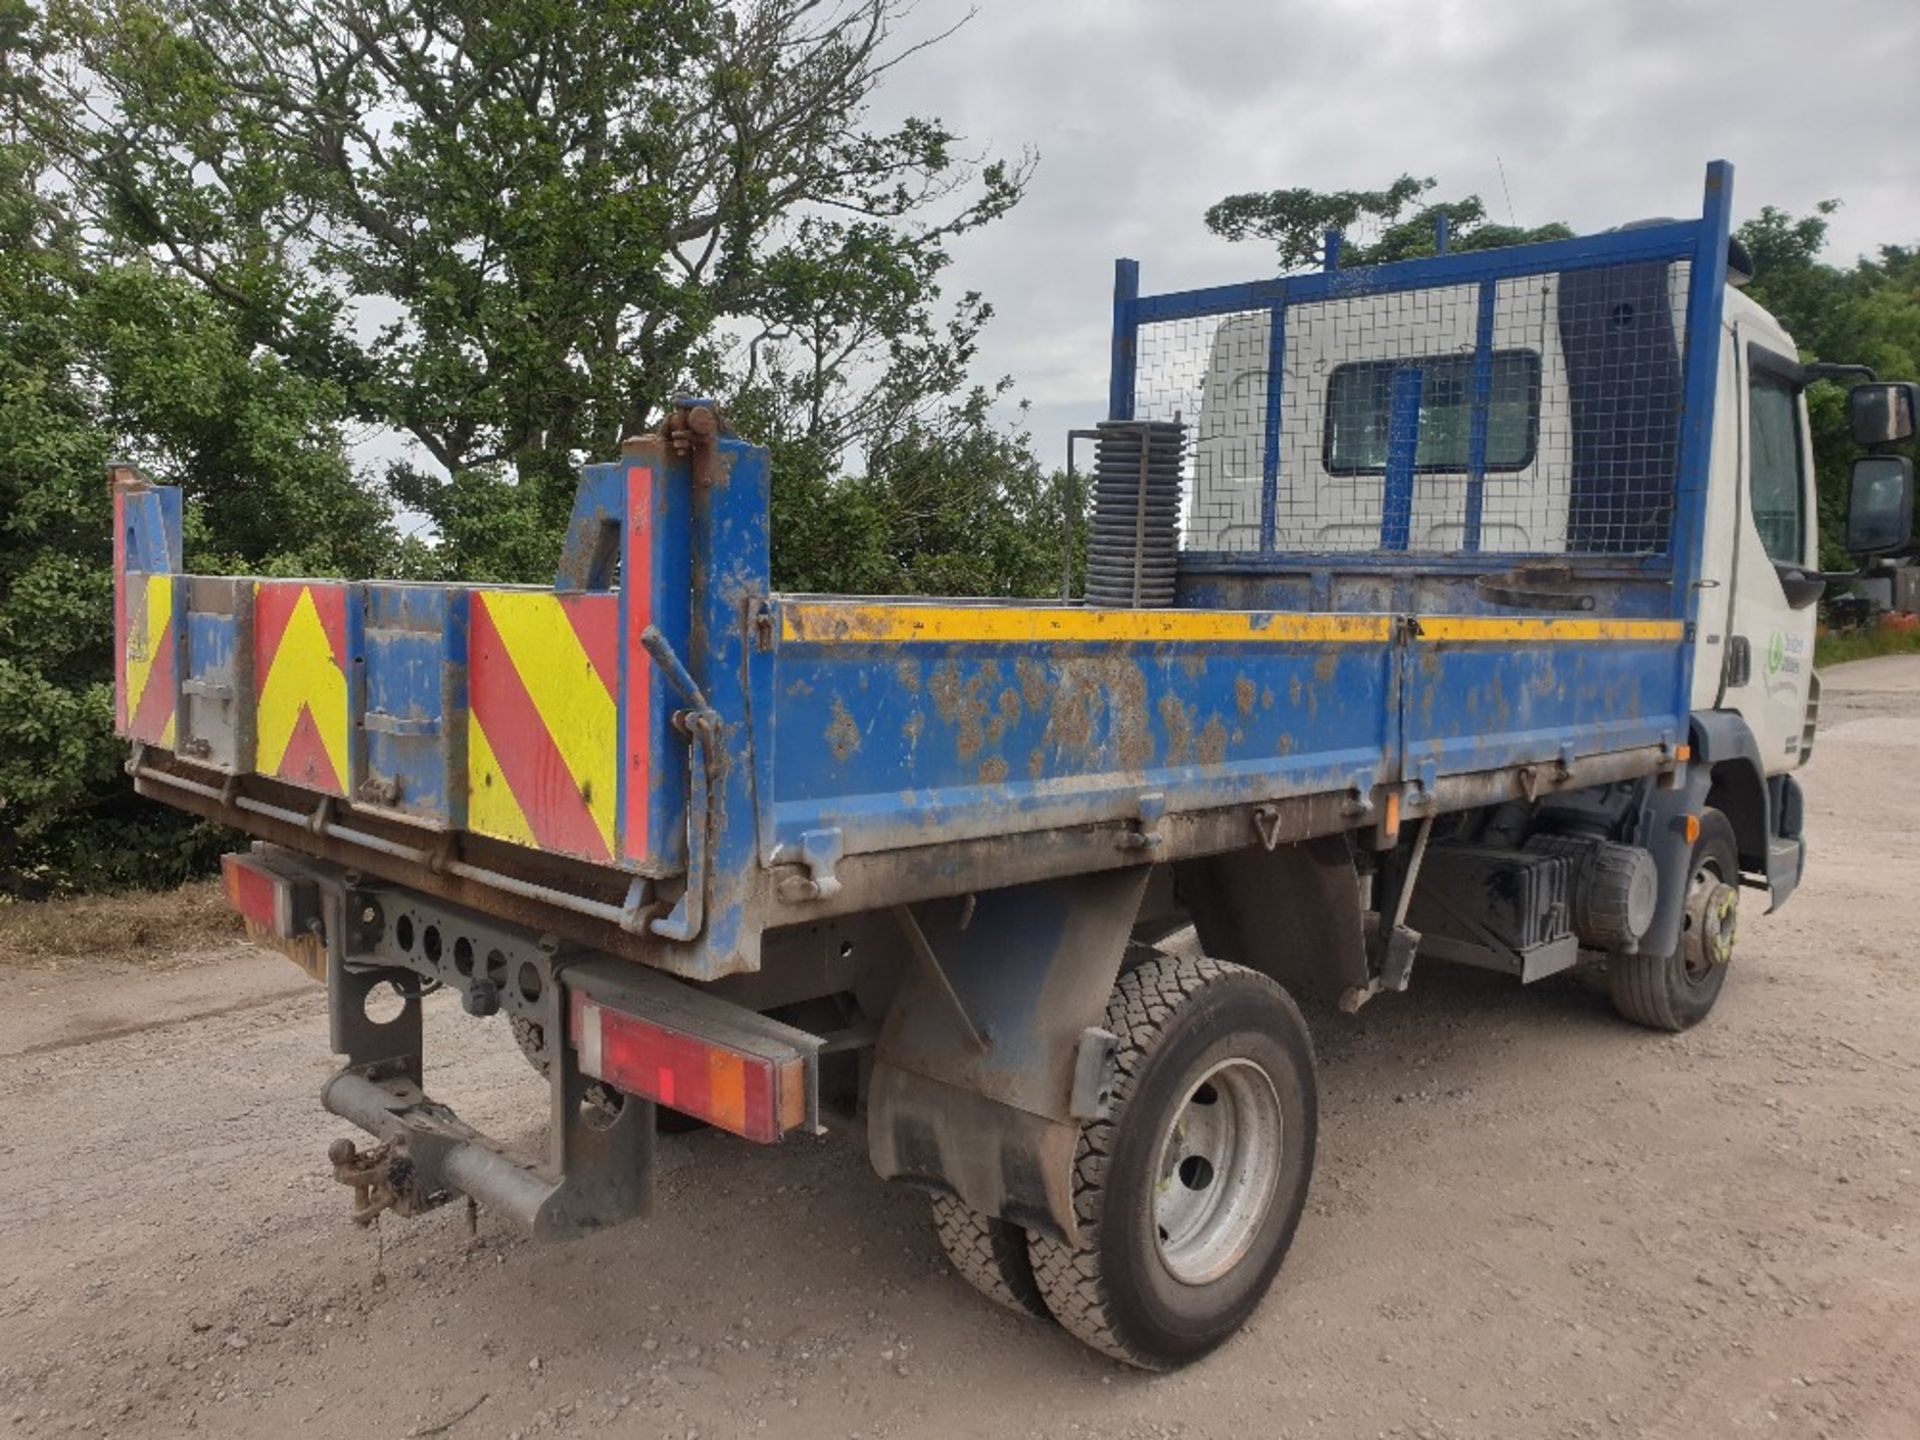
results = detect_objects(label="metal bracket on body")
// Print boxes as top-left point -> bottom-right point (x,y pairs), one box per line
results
640,625 -> 718,943
775,828 -> 844,904
1342,813 -> 1434,1013
891,904 -> 988,1052
1117,791 -> 1166,852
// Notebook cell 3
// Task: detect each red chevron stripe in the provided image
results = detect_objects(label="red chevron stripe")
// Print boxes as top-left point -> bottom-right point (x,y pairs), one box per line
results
470,594 -> 611,863
277,706 -> 343,793
129,622 -> 175,743
561,593 -> 618,700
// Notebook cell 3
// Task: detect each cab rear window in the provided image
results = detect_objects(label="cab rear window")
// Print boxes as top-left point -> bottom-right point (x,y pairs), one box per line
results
1324,351 -> 1540,475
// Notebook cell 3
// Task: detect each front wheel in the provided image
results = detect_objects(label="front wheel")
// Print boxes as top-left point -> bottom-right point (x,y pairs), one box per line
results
1609,807 -> 1740,1032
1029,954 -> 1317,1369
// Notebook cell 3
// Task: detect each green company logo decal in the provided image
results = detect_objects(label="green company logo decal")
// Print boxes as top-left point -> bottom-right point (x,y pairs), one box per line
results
1767,632 -> 1786,675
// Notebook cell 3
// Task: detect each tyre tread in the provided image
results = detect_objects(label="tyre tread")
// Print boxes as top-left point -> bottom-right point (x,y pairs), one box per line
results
1029,953 -> 1251,1367
931,1195 -> 1052,1321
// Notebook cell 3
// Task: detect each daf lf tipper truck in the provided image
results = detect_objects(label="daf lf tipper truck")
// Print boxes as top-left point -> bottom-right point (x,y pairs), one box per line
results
112,161 -> 1919,1368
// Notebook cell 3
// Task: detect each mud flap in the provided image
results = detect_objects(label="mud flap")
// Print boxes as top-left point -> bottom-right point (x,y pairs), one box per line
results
866,868 -> 1151,1244
1173,836 -> 1370,1004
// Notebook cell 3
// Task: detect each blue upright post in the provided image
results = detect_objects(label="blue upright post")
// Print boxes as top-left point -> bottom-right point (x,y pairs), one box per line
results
1462,280 -> 1498,552
1109,259 -> 1140,421
1323,231 -> 1343,272
1381,368 -> 1424,552
1259,301 -> 1288,552
1435,214 -> 1451,255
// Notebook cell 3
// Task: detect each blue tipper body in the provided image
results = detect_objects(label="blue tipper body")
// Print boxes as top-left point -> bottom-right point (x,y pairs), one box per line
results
116,164 -> 1739,991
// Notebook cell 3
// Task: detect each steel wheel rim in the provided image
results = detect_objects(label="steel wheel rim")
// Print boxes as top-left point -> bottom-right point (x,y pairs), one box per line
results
1681,857 -> 1737,984
1151,1057 -> 1285,1286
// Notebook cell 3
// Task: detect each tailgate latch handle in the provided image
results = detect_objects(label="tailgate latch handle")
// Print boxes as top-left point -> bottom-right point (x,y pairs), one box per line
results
641,626 -> 719,943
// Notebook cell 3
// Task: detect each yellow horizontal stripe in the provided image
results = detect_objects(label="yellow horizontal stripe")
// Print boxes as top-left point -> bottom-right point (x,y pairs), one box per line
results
1417,618 -> 1684,643
780,603 -> 1394,646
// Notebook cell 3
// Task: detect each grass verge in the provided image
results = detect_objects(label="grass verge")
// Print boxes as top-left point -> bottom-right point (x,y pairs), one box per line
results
1814,624 -> 1920,668
0,880 -> 242,969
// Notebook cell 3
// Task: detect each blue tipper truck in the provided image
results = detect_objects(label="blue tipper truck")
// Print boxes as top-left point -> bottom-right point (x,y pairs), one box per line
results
113,161 -> 1920,1367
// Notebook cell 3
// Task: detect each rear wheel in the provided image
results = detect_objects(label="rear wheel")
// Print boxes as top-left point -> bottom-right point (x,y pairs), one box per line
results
931,1196 -> 1052,1321
1029,954 -> 1316,1369
1610,807 -> 1740,1032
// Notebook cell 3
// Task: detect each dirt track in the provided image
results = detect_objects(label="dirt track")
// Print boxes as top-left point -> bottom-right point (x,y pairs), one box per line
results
4,657 -> 1919,1440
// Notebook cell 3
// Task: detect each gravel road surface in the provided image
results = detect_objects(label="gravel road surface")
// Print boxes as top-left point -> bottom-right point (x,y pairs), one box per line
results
3,657 -> 1918,1439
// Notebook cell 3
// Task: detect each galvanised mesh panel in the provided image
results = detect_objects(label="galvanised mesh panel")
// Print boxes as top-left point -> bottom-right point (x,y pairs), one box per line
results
1132,259 -> 1692,557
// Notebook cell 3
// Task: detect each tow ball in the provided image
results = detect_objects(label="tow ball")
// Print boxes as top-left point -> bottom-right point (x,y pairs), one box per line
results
327,1137 -> 445,1226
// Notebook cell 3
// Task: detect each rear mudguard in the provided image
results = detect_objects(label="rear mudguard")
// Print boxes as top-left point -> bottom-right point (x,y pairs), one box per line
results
866,867 -> 1150,1243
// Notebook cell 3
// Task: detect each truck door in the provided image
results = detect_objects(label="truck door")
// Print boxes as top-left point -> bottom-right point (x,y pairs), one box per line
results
1719,335 -> 1819,770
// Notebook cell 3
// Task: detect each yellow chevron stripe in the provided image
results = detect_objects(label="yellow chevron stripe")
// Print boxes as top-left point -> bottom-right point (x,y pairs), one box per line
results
480,592 -> 618,856
780,603 -> 1394,646
125,574 -> 174,723
467,710 -> 537,848
257,587 -> 349,786
1416,618 -> 1684,643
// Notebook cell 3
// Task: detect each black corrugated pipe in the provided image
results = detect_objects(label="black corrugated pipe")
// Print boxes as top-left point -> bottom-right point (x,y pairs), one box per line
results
1084,419 -> 1185,608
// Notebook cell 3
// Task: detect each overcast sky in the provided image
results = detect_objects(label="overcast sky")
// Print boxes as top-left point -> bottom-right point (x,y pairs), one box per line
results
868,0 -> 1920,466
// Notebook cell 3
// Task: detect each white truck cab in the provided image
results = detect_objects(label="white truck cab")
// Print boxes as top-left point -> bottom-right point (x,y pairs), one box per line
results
1693,289 -> 1823,776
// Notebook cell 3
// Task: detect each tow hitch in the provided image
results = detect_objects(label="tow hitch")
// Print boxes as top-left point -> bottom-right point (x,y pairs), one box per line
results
328,1136 -> 439,1227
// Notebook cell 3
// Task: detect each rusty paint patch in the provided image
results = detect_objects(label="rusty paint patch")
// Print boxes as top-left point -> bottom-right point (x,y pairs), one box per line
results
826,697 -> 861,762
929,658 -> 997,760
1197,715 -> 1229,767
1313,651 -> 1338,685
894,659 -> 921,695
1179,654 -> 1206,681
1046,673 -> 1097,758
1234,676 -> 1256,716
979,756 -> 1009,785
1016,656 -> 1051,712
1036,657 -> 1154,772
1160,694 -> 1195,767
1108,661 -> 1153,771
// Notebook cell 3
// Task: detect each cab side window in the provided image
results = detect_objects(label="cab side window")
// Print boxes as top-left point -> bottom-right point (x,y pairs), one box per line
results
1747,369 -> 1806,565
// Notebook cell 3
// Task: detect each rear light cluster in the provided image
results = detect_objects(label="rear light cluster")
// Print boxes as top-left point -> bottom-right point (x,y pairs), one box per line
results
223,850 -> 319,939
571,993 -> 813,1144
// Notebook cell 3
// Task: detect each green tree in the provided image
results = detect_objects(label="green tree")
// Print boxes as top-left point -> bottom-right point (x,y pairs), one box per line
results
1738,204 -> 1920,567
43,0 -> 1029,580
2,0 -> 399,893
1205,174 -> 1571,269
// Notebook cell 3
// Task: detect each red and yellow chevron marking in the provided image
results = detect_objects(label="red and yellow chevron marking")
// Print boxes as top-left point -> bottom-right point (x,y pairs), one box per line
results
124,573 -> 177,748
255,582 -> 351,795
468,591 -> 619,863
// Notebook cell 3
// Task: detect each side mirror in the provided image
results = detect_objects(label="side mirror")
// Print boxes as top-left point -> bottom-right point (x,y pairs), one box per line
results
1848,455 -> 1915,556
1850,382 -> 1919,446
